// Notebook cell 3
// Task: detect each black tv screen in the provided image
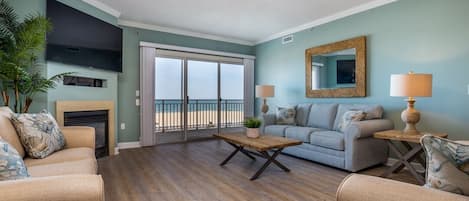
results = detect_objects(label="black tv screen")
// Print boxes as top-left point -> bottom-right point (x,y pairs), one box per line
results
336,60 -> 355,84
46,0 -> 122,72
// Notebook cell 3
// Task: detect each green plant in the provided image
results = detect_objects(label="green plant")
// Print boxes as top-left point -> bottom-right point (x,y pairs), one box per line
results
0,0 -> 71,113
244,117 -> 262,128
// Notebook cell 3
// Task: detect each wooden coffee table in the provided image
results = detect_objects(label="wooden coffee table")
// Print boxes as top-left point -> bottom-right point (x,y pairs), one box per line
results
213,133 -> 302,180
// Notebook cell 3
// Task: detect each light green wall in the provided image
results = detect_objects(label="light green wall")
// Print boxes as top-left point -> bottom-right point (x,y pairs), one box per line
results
6,0 -> 47,113
255,0 -> 469,140
8,0 -> 255,143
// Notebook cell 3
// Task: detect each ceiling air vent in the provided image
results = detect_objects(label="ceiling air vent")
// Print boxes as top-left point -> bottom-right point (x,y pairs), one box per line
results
282,35 -> 294,44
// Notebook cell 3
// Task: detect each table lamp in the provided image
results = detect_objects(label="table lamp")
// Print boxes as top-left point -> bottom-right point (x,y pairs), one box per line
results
390,72 -> 432,135
256,85 -> 275,114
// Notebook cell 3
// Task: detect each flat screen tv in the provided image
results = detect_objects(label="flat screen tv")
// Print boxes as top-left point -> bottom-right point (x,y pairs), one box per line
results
46,0 -> 123,72
336,60 -> 355,84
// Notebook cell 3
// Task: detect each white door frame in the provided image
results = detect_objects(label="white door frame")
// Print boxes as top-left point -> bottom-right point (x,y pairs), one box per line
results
139,42 -> 255,146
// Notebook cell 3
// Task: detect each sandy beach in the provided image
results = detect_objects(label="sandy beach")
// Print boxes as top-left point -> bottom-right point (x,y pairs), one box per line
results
155,111 -> 244,131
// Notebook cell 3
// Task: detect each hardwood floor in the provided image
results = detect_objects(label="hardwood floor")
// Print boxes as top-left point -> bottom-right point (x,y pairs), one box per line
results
98,139 -> 418,201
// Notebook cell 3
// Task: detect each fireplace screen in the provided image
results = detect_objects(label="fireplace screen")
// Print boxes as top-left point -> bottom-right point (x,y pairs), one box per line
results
64,110 -> 108,158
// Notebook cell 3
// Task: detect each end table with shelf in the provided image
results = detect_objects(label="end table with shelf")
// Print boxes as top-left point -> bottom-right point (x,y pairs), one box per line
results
373,130 -> 448,185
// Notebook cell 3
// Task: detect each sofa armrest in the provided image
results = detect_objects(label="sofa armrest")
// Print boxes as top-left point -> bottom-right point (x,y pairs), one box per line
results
337,174 -> 469,201
0,175 -> 104,201
345,119 -> 394,140
260,114 -> 276,133
61,126 -> 95,149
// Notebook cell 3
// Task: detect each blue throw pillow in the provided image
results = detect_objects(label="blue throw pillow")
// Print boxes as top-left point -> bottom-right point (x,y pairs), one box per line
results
421,135 -> 469,195
11,110 -> 66,159
0,138 -> 30,181
276,107 -> 296,125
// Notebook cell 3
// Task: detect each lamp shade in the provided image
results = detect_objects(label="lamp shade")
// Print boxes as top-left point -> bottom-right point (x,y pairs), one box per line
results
390,73 -> 432,97
256,85 -> 275,98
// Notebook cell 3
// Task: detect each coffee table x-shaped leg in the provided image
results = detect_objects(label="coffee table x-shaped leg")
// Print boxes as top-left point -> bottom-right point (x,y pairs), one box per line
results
220,142 -> 290,180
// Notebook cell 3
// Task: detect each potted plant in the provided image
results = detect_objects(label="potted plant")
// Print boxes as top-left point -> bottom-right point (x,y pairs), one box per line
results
244,117 -> 262,138
0,0 -> 71,113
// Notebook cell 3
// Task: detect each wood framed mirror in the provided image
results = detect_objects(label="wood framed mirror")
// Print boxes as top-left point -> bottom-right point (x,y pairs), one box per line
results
305,36 -> 366,98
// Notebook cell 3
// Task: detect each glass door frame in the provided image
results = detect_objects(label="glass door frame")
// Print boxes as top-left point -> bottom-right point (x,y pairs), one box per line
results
155,55 -> 244,142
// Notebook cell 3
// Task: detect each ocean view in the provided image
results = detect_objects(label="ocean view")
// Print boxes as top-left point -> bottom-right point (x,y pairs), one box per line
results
155,99 -> 244,132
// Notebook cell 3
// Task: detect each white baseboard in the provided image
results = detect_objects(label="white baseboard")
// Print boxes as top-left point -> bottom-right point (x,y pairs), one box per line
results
115,141 -> 142,154
386,157 -> 425,172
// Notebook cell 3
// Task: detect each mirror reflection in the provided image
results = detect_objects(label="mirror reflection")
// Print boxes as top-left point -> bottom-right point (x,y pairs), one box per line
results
311,48 -> 356,90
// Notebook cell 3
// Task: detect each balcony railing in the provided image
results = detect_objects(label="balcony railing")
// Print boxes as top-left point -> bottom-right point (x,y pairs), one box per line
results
155,99 -> 244,133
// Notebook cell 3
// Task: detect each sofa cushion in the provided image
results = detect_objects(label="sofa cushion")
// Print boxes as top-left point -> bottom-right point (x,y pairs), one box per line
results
276,107 -> 296,125
310,131 -> 345,151
0,138 -> 30,181
11,110 -> 66,159
264,125 -> 290,137
295,104 -> 312,126
333,104 -> 384,131
290,143 -> 345,157
285,126 -> 323,142
24,147 -> 95,167
0,107 -> 25,158
28,158 -> 97,177
306,104 -> 338,130
421,135 -> 469,196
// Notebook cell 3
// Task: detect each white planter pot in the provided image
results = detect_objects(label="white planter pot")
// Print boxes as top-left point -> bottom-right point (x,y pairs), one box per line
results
246,128 -> 260,138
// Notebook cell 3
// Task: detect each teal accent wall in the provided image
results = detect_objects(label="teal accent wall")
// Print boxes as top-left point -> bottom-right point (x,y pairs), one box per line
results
8,0 -> 255,143
255,0 -> 469,140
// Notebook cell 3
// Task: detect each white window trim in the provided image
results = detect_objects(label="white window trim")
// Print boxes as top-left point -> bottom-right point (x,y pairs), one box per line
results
139,41 -> 255,60
139,42 -> 255,146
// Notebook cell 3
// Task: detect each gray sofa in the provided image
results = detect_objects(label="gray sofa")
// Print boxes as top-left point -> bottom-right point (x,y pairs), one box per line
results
261,103 -> 394,172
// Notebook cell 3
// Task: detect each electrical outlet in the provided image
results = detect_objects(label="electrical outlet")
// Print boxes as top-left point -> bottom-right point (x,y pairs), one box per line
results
120,123 -> 126,130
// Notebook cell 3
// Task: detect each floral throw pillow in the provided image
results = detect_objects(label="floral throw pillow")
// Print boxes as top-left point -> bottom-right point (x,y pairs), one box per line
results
338,110 -> 366,132
11,110 -> 66,159
421,135 -> 469,195
276,107 -> 296,125
0,138 -> 30,181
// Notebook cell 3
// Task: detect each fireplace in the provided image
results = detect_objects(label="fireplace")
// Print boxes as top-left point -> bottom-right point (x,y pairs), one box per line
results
64,110 -> 109,158
56,100 -> 116,156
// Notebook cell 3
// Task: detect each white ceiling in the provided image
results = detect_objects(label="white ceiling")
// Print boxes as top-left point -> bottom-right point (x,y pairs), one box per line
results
84,0 -> 396,45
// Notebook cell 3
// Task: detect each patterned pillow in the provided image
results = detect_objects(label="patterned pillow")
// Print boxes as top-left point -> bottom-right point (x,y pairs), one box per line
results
0,138 -> 30,181
338,110 -> 366,132
421,135 -> 469,195
11,110 -> 66,159
276,107 -> 296,125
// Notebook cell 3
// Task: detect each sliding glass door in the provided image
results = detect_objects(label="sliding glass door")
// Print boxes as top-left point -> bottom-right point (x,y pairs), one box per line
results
154,53 -> 245,142
186,60 -> 219,135
220,63 -> 244,128
154,57 -> 184,135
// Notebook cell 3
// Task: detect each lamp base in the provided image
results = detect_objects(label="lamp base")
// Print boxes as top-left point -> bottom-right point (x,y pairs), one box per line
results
401,98 -> 421,135
261,98 -> 269,114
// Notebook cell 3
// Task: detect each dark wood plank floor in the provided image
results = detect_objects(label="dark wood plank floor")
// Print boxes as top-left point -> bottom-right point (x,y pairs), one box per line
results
98,139 -> 417,201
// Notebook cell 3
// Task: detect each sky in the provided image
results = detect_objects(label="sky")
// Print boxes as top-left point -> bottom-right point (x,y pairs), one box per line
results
155,58 -> 244,100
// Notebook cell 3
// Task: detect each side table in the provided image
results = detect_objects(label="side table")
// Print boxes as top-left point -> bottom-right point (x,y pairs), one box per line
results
373,130 -> 448,184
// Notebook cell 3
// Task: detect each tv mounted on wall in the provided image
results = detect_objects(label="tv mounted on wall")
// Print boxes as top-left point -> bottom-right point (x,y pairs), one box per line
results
46,0 -> 123,72
336,60 -> 356,84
